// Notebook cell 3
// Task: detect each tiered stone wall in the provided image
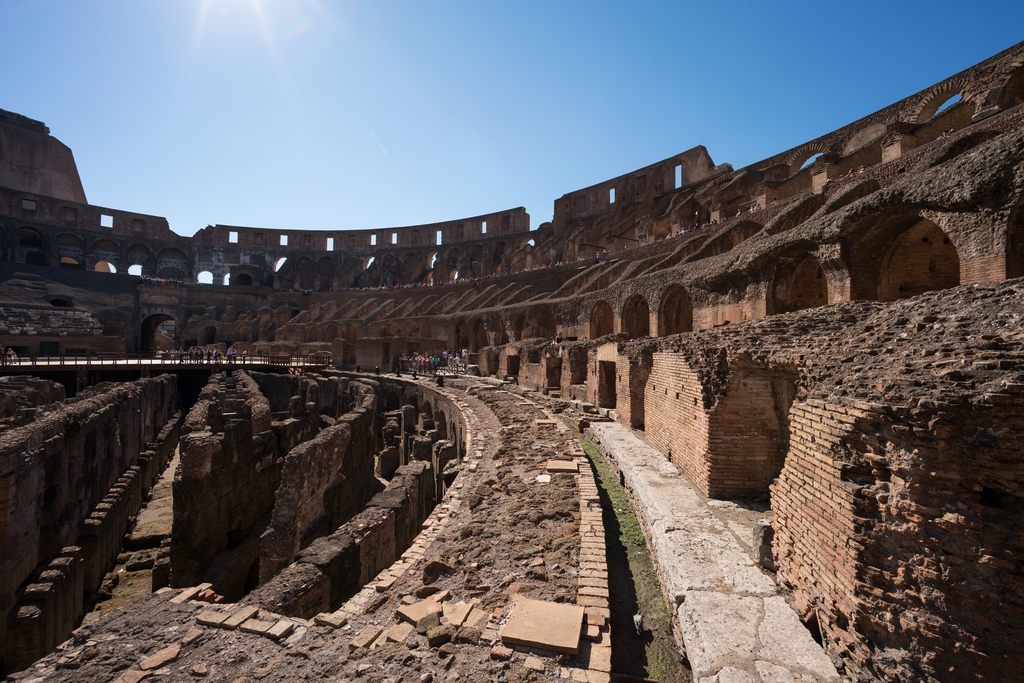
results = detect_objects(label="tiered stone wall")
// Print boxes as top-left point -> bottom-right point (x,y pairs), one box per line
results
0,376 -> 178,673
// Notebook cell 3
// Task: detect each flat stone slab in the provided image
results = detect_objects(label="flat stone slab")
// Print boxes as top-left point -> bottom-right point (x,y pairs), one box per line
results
396,599 -> 442,625
501,598 -> 584,654
545,460 -> 579,473
139,643 -> 179,670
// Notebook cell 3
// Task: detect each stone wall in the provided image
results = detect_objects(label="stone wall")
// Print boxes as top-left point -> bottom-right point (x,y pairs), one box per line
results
258,379 -> 377,581
0,375 -> 178,674
582,280 -> 1024,681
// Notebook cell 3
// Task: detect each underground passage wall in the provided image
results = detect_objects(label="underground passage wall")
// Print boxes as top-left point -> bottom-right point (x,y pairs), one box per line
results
0,375 -> 179,674
170,369 -> 466,618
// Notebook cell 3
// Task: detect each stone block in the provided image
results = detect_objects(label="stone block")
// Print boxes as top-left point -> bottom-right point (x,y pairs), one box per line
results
501,598 -> 584,654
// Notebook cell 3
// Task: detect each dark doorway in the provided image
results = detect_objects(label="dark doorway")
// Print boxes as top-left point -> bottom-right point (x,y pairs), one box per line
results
598,361 -> 617,408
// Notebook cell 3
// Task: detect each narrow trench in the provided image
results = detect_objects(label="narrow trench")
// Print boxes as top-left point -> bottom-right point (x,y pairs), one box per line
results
568,425 -> 691,683
90,443 -> 181,619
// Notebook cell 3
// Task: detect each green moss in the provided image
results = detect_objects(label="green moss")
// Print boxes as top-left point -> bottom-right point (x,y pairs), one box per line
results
568,423 -> 689,682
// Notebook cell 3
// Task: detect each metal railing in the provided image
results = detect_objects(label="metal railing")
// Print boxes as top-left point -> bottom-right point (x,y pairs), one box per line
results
0,352 -> 333,370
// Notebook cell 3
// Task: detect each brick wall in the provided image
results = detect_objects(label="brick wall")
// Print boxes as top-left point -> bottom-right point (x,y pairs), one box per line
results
645,352 -> 713,493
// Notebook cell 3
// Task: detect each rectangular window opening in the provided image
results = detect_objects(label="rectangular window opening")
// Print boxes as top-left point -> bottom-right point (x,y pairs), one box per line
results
326,237 -> 334,251
436,230 -> 443,245
674,164 -> 683,189
609,188 -> 616,204
391,232 -> 398,245
100,214 -> 114,228
371,234 -> 377,246
229,231 -> 238,243
481,221 -> 487,234
280,235 -> 288,246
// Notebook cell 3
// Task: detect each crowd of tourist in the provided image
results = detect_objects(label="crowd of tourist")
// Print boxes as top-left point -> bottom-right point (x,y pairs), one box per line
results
396,349 -> 469,375
160,347 -> 249,363
139,275 -> 183,287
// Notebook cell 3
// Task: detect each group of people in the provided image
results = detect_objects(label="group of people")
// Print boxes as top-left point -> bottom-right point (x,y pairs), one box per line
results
139,275 -> 183,287
161,347 -> 249,363
397,349 -> 469,375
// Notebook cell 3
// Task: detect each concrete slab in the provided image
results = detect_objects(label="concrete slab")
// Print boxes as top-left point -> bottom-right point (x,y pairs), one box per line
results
442,600 -> 474,628
501,598 -> 584,654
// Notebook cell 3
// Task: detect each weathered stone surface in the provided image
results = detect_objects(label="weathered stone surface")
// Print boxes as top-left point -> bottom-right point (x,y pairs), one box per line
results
501,598 -> 585,654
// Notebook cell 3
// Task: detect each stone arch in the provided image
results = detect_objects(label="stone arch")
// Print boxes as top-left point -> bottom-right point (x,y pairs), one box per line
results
768,253 -> 829,314
512,315 -> 526,342
658,285 -> 693,336
234,273 -> 253,286
94,261 -> 118,273
851,216 -> 960,301
141,313 -> 176,354
621,294 -> 650,339
156,248 -> 188,279
472,318 -> 488,351
306,326 -> 319,342
455,321 -> 470,350
93,238 -> 121,265
56,233 -> 85,265
317,256 -> 333,290
590,301 -> 614,339
17,227 -> 47,265
909,78 -> 971,124
201,325 -> 217,346
492,317 -> 509,346
295,257 -> 315,290
786,144 -> 831,175
533,310 -> 556,339
468,244 -> 484,278
127,243 -> 151,269
489,241 -> 508,276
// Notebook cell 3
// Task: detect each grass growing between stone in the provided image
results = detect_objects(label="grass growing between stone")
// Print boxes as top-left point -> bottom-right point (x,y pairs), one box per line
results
568,425 -> 689,683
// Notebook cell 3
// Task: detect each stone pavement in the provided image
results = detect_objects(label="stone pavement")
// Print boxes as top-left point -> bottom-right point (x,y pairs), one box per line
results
588,421 -> 843,683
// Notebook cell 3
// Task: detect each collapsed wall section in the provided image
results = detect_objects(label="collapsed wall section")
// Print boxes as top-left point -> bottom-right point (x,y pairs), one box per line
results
0,375 -> 179,675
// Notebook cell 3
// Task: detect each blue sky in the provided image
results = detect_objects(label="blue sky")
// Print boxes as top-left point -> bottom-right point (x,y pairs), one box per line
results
2,1 -> 1022,236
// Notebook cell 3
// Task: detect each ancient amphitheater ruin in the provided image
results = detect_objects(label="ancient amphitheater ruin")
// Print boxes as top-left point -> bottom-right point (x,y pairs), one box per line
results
1,38 -> 1023,683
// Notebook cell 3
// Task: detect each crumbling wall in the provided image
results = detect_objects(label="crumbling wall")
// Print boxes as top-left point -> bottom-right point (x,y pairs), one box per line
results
0,376 -> 178,674
172,371 -> 279,594
244,461 -> 435,618
258,380 -> 377,581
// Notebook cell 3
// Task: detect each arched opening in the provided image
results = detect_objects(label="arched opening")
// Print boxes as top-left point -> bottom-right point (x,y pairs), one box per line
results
237,326 -> 249,343
658,285 -> 693,336
156,248 -> 188,279
128,265 -> 143,276
306,327 -> 319,342
472,319 -> 488,351
235,273 -> 253,286
768,254 -> 829,314
127,243 -> 150,271
223,274 -> 231,285
201,325 -> 217,346
197,270 -> 213,284
512,315 -> 526,342
318,257 -> 333,290
492,318 -> 509,346
621,294 -> 650,339
49,298 -> 72,307
275,257 -> 288,272
590,301 -> 614,339
534,310 -> 556,339
141,314 -> 176,354
296,257 -> 315,289
95,261 -> 117,273
18,227 -> 47,265
57,233 -> 85,265
455,321 -> 469,350
933,92 -> 962,116
878,221 -> 960,301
